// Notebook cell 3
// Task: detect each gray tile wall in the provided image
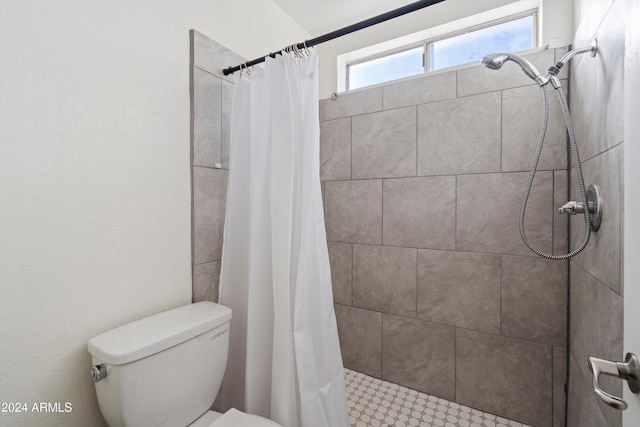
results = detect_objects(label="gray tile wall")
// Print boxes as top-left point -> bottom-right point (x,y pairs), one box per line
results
187,25 -> 626,427
566,1 -> 625,426
321,48 -> 570,426
190,30 -> 243,303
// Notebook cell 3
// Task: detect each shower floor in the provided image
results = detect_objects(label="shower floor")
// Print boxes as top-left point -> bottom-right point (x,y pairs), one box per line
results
344,369 -> 531,427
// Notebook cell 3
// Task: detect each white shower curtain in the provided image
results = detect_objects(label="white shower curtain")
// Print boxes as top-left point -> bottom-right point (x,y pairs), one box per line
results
218,51 -> 349,427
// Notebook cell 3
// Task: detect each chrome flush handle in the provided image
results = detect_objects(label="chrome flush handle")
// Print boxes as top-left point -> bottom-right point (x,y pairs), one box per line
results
91,364 -> 108,383
588,353 -> 640,410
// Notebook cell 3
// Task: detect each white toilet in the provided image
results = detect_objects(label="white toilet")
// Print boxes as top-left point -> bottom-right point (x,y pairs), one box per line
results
88,302 -> 281,427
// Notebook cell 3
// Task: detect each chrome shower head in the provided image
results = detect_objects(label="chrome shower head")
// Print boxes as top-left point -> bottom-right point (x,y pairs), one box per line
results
481,54 -> 509,70
481,53 -> 542,82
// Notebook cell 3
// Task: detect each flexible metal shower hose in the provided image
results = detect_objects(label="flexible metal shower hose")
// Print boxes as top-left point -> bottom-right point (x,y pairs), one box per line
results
519,84 -> 591,260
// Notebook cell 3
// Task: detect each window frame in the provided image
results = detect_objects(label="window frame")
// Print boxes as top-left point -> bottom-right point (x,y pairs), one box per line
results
345,9 -> 538,91
346,42 -> 427,91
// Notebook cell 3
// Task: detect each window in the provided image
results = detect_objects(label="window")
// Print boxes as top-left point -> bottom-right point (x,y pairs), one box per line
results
346,12 -> 536,91
427,15 -> 535,71
348,46 -> 424,91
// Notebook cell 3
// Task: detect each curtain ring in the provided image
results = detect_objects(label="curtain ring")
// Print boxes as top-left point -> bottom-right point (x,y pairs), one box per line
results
303,41 -> 310,56
240,62 -> 252,77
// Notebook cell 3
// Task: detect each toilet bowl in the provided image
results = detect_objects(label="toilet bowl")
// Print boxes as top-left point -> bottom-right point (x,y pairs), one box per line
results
88,302 -> 282,427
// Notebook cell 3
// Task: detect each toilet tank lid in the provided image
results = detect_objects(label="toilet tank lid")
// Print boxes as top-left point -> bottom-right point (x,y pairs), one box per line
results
88,302 -> 232,365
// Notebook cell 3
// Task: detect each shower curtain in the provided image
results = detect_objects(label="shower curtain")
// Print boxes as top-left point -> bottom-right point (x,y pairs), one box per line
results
218,51 -> 349,427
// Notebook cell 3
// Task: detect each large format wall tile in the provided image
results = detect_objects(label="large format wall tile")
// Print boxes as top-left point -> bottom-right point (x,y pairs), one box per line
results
382,71 -> 456,110
567,355 -> 609,427
327,242 -> 352,306
324,180 -> 382,244
502,83 -> 567,172
352,245 -> 417,317
570,1 -> 624,163
554,170 -> 569,255
569,51 -> 599,164
320,118 -> 351,181
569,263 -> 623,427
352,107 -> 416,179
193,261 -> 220,303
193,68 -> 222,167
567,5 -> 625,426
553,347 -> 567,427
191,32 -> 233,307
325,87 -> 382,120
620,146 -> 624,298
417,92 -> 501,175
457,171 -> 553,255
417,250 -> 500,334
501,255 -> 567,346
555,46 -> 570,64
193,167 -> 228,264
311,41 -> 596,421
335,304 -> 382,378
456,329 -> 553,426
382,314 -> 455,400
221,79 -> 233,169
594,0 -> 624,151
570,146 -> 621,293
569,263 -> 596,387
192,30 -> 245,82
572,0 -> 614,49
383,176 -> 455,249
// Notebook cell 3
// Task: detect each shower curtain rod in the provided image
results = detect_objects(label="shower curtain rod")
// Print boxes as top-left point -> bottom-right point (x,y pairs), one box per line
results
222,0 -> 446,75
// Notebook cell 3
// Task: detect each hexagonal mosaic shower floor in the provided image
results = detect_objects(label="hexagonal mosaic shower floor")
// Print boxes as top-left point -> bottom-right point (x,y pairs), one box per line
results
344,369 -> 531,427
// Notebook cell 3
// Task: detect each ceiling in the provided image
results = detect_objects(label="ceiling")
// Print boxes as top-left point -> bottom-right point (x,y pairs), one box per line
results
272,0 -> 422,37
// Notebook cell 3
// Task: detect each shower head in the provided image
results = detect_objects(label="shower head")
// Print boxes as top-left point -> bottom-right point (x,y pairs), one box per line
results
481,54 -> 509,70
481,53 -> 542,83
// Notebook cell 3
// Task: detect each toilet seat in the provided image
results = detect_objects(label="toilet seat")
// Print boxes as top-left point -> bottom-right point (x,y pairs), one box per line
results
207,408 -> 282,427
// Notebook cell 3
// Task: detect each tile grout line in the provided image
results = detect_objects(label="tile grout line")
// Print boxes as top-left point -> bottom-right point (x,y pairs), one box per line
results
500,255 -> 503,338
415,105 -> 419,177
454,326 -> 457,403
552,171 -> 556,255
449,176 -> 457,252
380,312 -> 384,380
350,243 -> 354,306
380,179 -> 384,246
349,116 -> 353,181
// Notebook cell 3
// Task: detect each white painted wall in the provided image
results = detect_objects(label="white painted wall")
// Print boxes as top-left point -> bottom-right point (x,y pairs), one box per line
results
0,1 -> 308,426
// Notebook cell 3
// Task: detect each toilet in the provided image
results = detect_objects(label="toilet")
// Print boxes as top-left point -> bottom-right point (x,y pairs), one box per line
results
88,302 -> 281,427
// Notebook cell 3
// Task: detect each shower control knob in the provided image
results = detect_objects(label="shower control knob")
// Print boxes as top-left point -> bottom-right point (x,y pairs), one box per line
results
558,201 -> 585,214
556,185 -> 602,231
91,364 -> 108,383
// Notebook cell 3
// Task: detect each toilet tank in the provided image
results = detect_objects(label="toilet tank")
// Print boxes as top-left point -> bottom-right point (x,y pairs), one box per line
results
88,302 -> 232,427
